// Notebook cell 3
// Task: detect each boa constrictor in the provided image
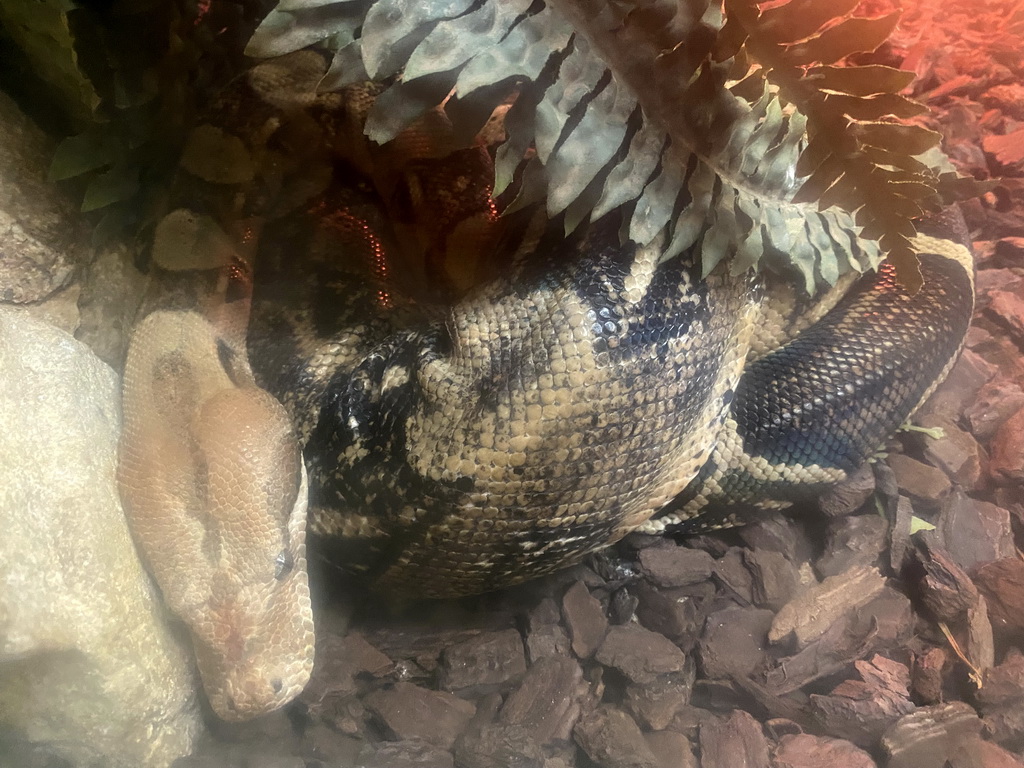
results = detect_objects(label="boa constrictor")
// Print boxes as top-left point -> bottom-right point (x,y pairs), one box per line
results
117,52 -> 975,719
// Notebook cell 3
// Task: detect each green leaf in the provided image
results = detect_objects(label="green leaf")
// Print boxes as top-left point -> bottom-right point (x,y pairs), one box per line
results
360,0 -> 477,79
318,41 -> 368,91
113,69 -> 159,109
936,172 -> 998,205
454,4 -> 573,98
592,121 -> 665,221
49,132 -> 120,181
859,145 -> 931,175
364,73 -> 456,145
884,235 -> 923,293
276,0 -> 356,9
792,156 -> 844,205
546,77 -> 635,216
910,516 -> 936,534
899,423 -> 946,440
805,213 -> 839,286
630,147 -> 688,248
712,15 -> 748,62
533,34 -> 606,164
81,162 -> 139,212
493,98 -> 536,197
402,0 -> 533,82
245,6 -> 361,59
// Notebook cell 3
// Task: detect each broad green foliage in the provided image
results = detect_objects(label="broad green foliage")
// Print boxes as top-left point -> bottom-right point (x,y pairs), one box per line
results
0,0 -> 100,125
246,0 -> 954,293
39,0 -> 263,245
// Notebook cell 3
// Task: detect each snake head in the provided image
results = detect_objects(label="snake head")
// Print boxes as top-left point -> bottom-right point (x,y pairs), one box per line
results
186,388 -> 316,721
119,312 -> 315,721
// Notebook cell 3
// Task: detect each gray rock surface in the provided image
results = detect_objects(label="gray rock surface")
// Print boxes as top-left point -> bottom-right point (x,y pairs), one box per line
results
76,242 -> 146,367
0,309 -> 202,768
0,91 -> 89,327
0,90 -> 145,364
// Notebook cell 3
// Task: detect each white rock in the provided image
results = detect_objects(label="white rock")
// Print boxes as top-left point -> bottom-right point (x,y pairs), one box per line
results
0,309 -> 203,768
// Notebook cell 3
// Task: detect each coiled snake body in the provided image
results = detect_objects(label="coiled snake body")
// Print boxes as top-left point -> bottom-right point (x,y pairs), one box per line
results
117,53 -> 975,719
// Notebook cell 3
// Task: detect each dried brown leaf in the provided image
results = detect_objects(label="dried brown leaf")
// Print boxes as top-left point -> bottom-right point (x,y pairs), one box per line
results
821,93 -> 928,121
783,13 -> 901,67
758,0 -> 861,45
791,155 -> 845,205
851,122 -> 941,155
808,64 -> 915,96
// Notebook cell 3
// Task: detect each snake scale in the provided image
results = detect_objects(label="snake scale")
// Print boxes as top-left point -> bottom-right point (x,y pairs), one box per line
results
117,50 -> 974,719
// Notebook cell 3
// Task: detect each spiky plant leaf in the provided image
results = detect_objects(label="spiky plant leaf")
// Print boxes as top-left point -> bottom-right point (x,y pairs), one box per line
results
360,0 -> 476,79
532,34 -> 606,163
806,64 -> 915,96
245,3 -> 363,59
319,39 -> 368,90
591,120 -> 665,221
720,0 -> 946,290
455,4 -> 573,98
277,0 -> 353,10
243,0 -> 958,294
402,0 -> 530,80
782,13 -> 901,66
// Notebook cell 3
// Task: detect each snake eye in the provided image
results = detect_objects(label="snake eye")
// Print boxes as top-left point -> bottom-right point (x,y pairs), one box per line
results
274,551 -> 294,580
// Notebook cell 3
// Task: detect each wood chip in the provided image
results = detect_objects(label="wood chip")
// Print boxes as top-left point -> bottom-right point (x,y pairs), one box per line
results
810,655 -> 915,748
698,710 -> 770,768
990,406 -> 1024,484
438,629 -> 527,693
974,557 -> 1024,634
595,625 -> 689,685
773,733 -> 877,768
914,542 -> 981,623
561,581 -> 608,659
638,545 -> 714,588
574,705 -> 660,768
881,701 -> 983,768
363,683 -> 476,749
769,566 -> 885,649
699,606 -> 773,680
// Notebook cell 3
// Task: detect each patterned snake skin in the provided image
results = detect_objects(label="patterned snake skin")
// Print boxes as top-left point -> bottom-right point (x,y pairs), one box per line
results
117,51 -> 975,719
